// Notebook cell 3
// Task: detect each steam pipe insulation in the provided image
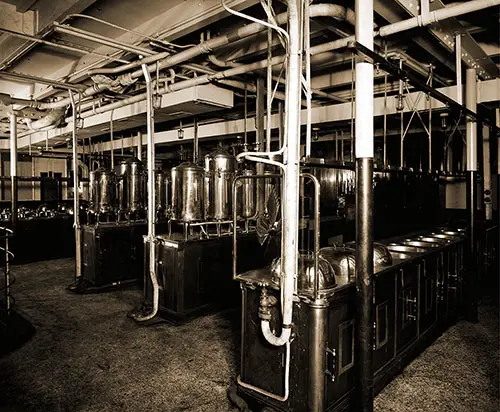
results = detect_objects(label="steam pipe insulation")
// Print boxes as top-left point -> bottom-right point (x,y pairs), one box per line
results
102,4 -> 354,82
355,0 -> 375,409
24,109 -> 66,130
134,64 -> 158,322
260,0 -> 301,348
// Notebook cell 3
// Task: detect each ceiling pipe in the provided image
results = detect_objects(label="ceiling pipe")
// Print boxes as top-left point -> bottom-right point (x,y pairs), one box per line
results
52,22 -> 156,57
0,27 -> 129,65
24,109 -> 66,130
0,71 -> 86,92
21,0 -> 497,120
84,4 -> 353,79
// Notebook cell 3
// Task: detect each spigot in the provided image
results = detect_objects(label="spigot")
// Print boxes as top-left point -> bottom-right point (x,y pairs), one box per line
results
258,287 -> 277,321
395,94 -> 405,111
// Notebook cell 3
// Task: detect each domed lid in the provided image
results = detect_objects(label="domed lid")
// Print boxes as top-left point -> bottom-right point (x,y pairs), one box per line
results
172,162 -> 205,172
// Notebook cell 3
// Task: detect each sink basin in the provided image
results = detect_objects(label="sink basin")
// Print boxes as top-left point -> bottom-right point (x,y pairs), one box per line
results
389,252 -> 412,260
417,237 -> 447,245
401,240 -> 440,248
442,230 -> 463,237
387,244 -> 427,254
429,233 -> 459,241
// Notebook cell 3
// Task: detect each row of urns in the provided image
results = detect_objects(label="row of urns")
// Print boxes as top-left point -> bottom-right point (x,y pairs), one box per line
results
88,150 -> 262,222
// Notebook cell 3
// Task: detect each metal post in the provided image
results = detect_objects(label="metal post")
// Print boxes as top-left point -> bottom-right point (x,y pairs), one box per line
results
70,93 -> 81,280
355,0 -> 374,409
9,114 -> 17,229
256,77 -> 266,215
455,34 -> 463,105
482,124 -> 492,220
465,67 -> 478,322
308,304 -> 327,412
137,131 -> 143,161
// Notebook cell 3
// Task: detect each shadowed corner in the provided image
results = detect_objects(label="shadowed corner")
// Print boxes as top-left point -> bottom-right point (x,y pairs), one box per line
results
0,309 -> 35,359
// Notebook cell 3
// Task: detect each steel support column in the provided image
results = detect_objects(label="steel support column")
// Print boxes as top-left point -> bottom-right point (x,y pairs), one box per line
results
137,131 -> 143,161
465,68 -> 478,322
355,0 -> 374,409
308,303 -> 327,412
9,113 -> 17,229
482,124 -> 492,220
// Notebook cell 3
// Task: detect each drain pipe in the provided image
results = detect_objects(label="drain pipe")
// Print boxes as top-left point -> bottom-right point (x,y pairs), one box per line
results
135,64 -> 158,322
465,68 -> 478,322
9,114 -> 18,230
355,0 -> 375,409
260,0 -> 301,348
69,92 -> 82,280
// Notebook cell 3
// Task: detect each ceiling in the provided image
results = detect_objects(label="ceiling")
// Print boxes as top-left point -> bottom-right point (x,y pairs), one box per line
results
0,0 -> 498,149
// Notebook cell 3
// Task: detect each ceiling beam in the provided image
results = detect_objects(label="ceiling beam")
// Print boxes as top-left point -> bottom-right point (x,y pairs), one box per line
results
6,78 -> 498,151
0,0 -> 100,68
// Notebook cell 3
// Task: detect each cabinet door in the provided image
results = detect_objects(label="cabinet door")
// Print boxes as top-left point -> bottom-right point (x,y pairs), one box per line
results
373,271 -> 396,373
396,265 -> 419,351
419,257 -> 438,334
325,290 -> 356,406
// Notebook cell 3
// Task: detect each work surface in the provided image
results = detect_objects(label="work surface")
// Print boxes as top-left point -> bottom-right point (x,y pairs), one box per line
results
0,258 -> 498,412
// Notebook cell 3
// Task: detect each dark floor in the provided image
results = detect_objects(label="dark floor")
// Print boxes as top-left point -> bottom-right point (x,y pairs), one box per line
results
0,258 -> 498,412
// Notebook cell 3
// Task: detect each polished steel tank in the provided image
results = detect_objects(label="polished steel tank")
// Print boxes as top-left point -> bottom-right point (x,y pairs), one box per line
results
117,158 -> 146,214
89,169 -> 101,212
204,148 -> 236,220
155,170 -> 167,213
97,169 -> 116,214
171,162 -> 205,222
236,168 -> 256,219
127,159 -> 146,213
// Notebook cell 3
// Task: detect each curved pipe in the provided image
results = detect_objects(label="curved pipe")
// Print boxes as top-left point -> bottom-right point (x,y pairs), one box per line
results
24,109 -> 65,130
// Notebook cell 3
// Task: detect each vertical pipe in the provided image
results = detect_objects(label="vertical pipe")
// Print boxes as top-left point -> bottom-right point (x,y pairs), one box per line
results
455,34 -> 463,105
110,110 -> 114,169
497,109 -> 500,220
465,67 -> 478,322
69,93 -> 81,280
135,63 -> 158,322
308,304 -> 327,412
266,7 -> 273,153
137,131 -> 143,161
193,117 -> 199,163
260,0 -> 301,348
9,114 -> 17,229
355,0 -> 374,409
482,124 -> 492,220
256,77 -> 266,215
278,101 -> 284,147
304,0 -> 312,158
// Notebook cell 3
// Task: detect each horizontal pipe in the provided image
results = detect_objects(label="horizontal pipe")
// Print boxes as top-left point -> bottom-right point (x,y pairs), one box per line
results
0,27 -> 129,64
0,71 -> 86,92
378,0 -> 500,36
53,23 -> 155,57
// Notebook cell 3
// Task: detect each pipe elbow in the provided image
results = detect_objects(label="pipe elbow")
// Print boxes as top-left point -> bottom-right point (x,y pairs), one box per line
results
261,320 -> 291,347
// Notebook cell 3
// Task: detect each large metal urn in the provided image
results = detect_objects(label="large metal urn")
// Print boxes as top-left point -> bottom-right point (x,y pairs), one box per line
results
117,158 -> 146,214
155,170 -> 168,213
171,162 -> 205,222
236,168 -> 256,220
97,168 -> 116,214
204,148 -> 236,220
89,169 -> 101,212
